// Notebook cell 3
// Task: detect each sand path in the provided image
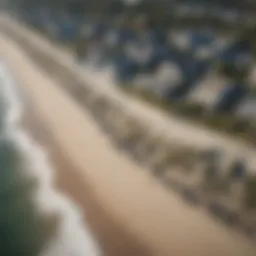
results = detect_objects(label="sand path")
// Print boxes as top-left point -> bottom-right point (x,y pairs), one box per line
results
1,14 -> 256,168
1,28 -> 256,256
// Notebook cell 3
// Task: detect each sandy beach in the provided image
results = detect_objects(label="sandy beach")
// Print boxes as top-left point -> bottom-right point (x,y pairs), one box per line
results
1,26 -> 256,256
22,96 -> 150,256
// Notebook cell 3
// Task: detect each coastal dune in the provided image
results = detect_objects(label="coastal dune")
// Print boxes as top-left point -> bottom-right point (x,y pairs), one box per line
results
1,30 -> 256,256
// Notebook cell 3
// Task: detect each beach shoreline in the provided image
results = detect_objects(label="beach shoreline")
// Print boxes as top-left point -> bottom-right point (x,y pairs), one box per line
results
21,92 -> 151,256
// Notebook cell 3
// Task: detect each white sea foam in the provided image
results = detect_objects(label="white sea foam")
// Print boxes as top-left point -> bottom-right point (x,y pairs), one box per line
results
0,60 -> 101,256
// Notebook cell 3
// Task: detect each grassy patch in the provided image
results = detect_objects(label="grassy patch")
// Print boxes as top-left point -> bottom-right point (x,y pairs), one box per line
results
244,177 -> 256,210
119,86 -> 256,146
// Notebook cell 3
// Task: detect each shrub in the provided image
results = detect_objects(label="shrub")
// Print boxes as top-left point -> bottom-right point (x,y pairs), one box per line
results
244,176 -> 256,210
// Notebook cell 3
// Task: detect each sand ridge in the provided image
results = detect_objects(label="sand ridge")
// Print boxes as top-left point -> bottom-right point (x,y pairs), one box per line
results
1,28 -> 256,256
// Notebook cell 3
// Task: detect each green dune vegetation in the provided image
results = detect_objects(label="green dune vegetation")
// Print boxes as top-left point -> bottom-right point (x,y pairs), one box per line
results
244,177 -> 256,210
116,24 -> 256,146
120,85 -> 256,147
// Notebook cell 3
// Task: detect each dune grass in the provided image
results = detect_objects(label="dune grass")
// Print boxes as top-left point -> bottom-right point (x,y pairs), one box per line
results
119,86 -> 256,147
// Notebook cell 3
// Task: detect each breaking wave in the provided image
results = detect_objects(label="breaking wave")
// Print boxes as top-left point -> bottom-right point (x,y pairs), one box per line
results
0,60 -> 100,256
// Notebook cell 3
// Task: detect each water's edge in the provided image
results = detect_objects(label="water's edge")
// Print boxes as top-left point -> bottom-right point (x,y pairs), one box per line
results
0,60 -> 100,256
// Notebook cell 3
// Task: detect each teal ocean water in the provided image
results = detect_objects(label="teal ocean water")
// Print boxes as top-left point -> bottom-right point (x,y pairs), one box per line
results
0,61 -> 100,256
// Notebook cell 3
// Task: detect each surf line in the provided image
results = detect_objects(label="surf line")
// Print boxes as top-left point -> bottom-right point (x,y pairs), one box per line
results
0,60 -> 100,256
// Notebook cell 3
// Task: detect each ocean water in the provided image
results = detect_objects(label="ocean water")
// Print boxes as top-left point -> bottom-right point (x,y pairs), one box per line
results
0,61 -> 100,256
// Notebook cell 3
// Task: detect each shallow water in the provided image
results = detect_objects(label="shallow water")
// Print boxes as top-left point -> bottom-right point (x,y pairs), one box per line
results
0,61 -> 100,256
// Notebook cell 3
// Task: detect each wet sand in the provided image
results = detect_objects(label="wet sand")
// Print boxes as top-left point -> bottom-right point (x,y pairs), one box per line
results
1,29 -> 256,256
22,97 -> 151,256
